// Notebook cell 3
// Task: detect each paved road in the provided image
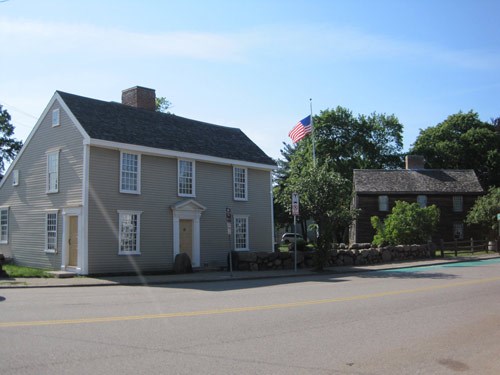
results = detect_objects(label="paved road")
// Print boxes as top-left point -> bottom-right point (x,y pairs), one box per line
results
1,259 -> 500,374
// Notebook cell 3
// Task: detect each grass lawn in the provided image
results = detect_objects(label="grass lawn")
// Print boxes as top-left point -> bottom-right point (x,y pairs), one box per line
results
1,264 -> 53,278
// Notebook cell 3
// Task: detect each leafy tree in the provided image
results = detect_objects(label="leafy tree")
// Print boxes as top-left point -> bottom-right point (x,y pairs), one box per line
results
155,97 -> 172,113
0,105 -> 23,173
371,201 -> 440,246
278,159 -> 356,269
465,187 -> 500,239
273,106 -> 404,244
313,107 -> 404,180
410,111 -> 500,188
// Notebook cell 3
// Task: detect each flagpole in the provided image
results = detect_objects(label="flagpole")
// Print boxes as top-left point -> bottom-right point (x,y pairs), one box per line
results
310,98 -> 316,167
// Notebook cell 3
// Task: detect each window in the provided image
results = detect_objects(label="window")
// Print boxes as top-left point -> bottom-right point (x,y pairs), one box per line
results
233,167 -> 248,200
12,170 -> 19,186
234,215 -> 249,251
0,207 -> 8,244
417,195 -> 427,208
52,108 -> 60,127
118,211 -> 142,255
120,152 -> 140,194
378,195 -> 389,212
178,159 -> 195,196
46,212 -> 58,252
47,151 -> 59,193
453,222 -> 464,240
453,196 -> 463,212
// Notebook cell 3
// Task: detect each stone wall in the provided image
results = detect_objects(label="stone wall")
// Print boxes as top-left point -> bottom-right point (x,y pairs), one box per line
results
229,243 -> 436,271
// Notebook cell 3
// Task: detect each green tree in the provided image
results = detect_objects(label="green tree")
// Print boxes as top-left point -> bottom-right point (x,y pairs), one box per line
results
313,107 -> 404,180
410,111 -> 500,188
273,106 -> 404,245
465,187 -> 500,239
0,105 -> 23,173
371,201 -> 440,246
155,97 -> 172,113
279,159 -> 356,269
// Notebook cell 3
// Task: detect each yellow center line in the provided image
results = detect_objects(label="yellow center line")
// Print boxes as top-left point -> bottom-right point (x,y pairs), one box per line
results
2,276 -> 500,328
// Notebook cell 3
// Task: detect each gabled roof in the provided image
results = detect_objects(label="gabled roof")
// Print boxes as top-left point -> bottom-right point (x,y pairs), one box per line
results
353,169 -> 483,194
57,91 -> 275,167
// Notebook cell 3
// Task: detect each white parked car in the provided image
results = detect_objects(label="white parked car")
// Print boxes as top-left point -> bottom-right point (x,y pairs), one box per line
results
281,233 -> 303,244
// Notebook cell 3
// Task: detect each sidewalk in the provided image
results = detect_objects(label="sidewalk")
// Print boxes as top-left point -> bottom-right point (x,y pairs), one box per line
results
1,254 -> 498,289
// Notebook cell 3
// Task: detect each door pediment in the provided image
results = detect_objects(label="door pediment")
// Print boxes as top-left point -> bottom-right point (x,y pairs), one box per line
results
171,199 -> 206,213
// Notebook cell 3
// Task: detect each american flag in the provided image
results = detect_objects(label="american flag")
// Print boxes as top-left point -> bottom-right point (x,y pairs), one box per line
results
288,115 -> 312,143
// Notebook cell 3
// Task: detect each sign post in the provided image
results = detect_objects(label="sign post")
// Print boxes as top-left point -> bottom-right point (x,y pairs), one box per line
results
292,193 -> 300,273
226,207 -> 233,276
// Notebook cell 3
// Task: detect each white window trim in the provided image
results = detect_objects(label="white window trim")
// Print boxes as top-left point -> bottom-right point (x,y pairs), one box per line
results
118,210 -> 142,255
46,150 -> 60,194
45,210 -> 58,253
233,166 -> 248,201
378,195 -> 389,212
120,151 -> 141,194
12,170 -> 19,186
453,222 -> 464,240
52,108 -> 60,127
453,195 -> 463,212
234,214 -> 249,251
0,206 -> 9,244
178,159 -> 196,197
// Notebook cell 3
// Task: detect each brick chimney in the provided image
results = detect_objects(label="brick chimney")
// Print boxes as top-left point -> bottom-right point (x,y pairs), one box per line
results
121,86 -> 156,111
405,155 -> 425,170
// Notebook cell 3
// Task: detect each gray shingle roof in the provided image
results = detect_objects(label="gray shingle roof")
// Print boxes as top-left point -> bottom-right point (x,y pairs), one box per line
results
58,91 -> 275,166
354,169 -> 483,194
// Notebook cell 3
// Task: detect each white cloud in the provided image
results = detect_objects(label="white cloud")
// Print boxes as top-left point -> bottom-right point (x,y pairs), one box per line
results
2,17 -> 497,70
0,18 -> 246,62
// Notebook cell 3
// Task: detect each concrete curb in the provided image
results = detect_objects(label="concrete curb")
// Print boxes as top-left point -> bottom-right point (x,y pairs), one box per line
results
1,254 -> 498,289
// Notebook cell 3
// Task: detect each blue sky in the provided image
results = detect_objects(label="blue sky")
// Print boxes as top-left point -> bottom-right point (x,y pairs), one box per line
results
1,0 -> 499,161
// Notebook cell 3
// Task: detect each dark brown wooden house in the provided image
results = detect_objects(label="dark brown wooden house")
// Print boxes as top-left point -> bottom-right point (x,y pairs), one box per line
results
350,156 -> 484,244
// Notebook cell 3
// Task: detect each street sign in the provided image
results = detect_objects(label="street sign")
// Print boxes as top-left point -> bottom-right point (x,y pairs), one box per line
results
497,213 -> 500,221
292,192 -> 299,216
226,207 -> 232,235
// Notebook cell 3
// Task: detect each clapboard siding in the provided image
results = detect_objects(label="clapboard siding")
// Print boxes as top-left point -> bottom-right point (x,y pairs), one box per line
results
0,100 -> 84,269
87,147 -> 273,273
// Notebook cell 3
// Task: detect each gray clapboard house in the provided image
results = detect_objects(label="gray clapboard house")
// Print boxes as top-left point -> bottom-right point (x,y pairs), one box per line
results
0,86 -> 276,275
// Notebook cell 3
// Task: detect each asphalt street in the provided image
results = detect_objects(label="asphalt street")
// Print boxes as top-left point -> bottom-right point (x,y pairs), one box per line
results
1,259 -> 500,374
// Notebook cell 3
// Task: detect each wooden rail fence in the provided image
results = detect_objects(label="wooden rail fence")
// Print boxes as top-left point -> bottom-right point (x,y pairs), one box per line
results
438,238 -> 497,257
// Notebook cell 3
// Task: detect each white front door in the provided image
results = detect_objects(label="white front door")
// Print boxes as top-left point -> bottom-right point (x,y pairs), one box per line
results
62,207 -> 85,273
171,200 -> 206,268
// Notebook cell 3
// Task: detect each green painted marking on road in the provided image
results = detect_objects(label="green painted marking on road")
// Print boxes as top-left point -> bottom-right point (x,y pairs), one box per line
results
380,258 -> 500,273
1,274 -> 500,329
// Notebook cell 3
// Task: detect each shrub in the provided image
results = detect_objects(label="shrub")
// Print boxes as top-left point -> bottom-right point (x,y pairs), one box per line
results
371,201 -> 440,246
288,238 -> 307,252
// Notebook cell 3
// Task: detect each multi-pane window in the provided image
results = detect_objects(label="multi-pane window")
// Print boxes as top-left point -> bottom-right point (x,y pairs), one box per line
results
120,152 -> 140,194
52,108 -> 60,127
178,160 -> 195,196
118,211 -> 141,255
453,222 -> 464,240
417,195 -> 427,208
234,215 -> 249,250
46,212 -> 57,252
47,151 -> 59,193
12,170 -> 19,186
453,196 -> 463,212
378,195 -> 389,212
0,208 -> 8,244
233,167 -> 247,200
